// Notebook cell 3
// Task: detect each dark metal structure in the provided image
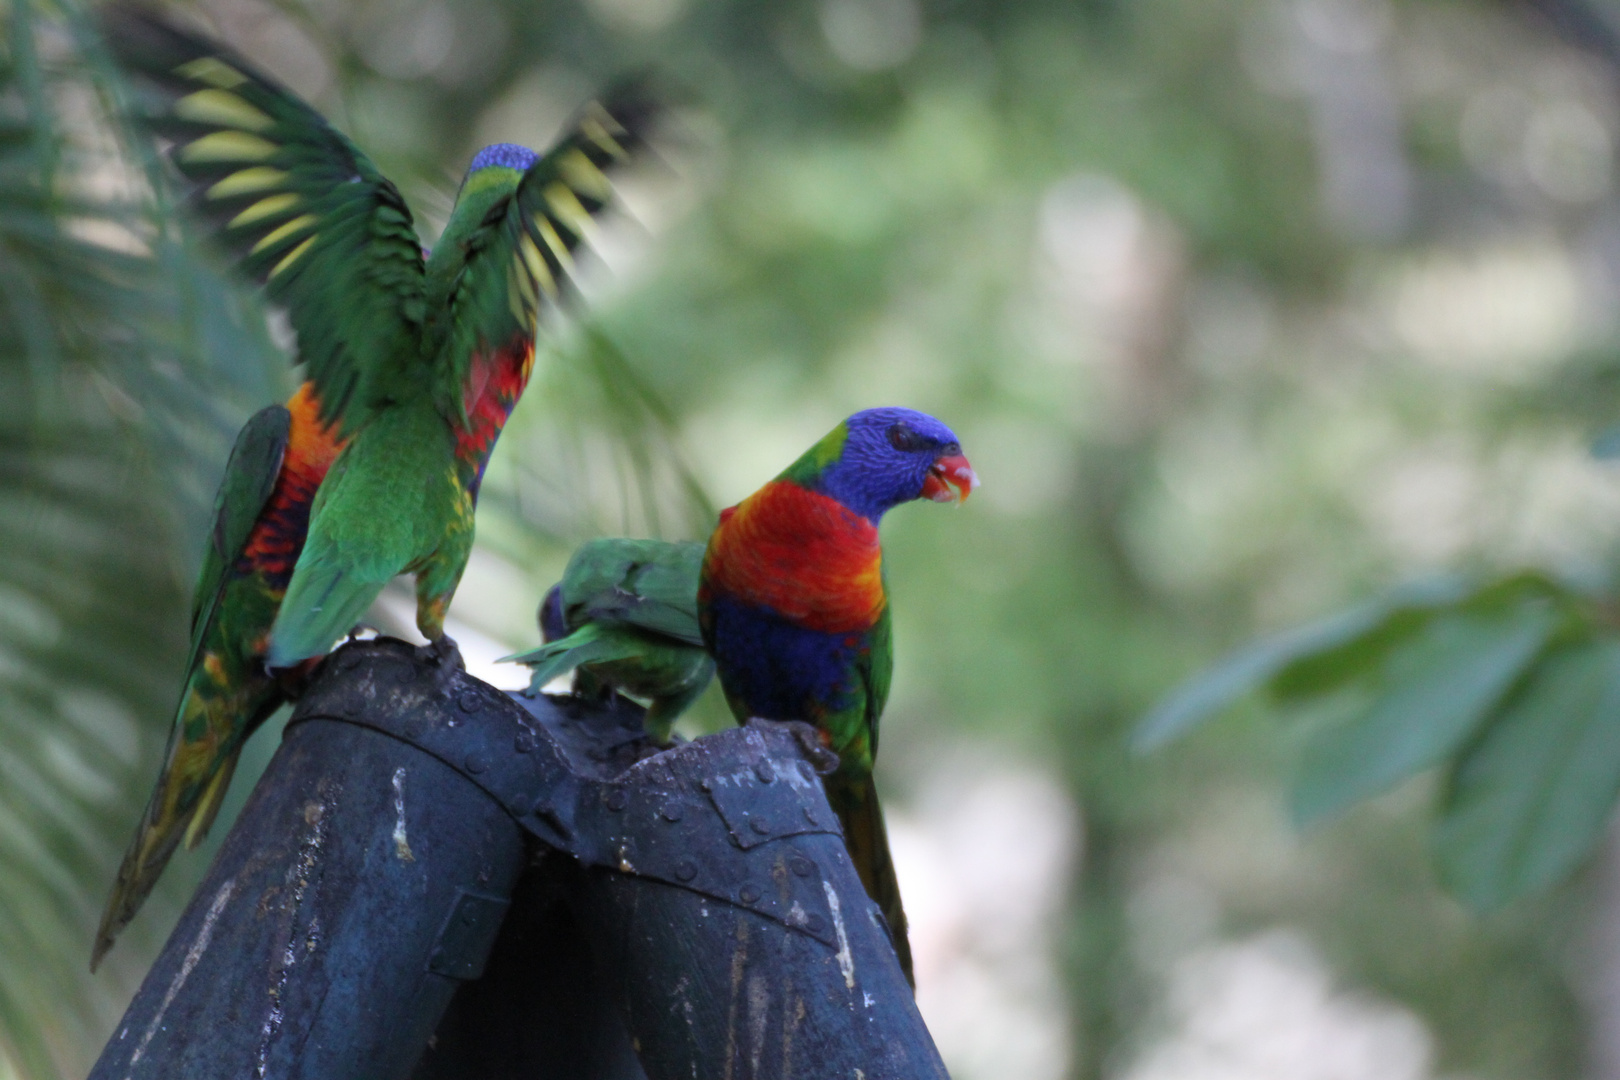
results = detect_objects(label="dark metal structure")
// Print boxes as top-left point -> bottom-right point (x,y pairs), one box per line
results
90,638 -> 947,1080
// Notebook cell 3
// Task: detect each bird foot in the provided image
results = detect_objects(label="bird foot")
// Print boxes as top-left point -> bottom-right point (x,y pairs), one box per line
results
756,718 -> 840,775
415,635 -> 463,671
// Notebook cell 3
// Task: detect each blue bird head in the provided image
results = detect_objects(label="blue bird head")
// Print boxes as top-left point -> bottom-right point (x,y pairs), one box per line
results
809,407 -> 978,522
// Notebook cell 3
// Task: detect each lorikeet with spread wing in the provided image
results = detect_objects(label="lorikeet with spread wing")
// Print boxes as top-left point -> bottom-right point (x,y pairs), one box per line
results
104,7 -> 664,671
93,384 -> 343,969
506,538 -> 713,744
698,407 -> 978,986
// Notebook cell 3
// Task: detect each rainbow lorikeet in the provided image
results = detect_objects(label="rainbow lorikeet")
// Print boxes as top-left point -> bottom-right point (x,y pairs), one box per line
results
93,384 -> 343,969
698,407 -> 978,985
104,8 -> 663,671
506,538 -> 713,744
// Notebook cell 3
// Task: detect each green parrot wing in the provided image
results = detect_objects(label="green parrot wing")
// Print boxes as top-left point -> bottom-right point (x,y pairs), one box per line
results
858,605 -> 894,762
104,7 -> 426,435
428,84 -> 664,424
505,624 -> 643,690
559,537 -> 669,604
562,538 -> 704,645
187,404 -> 290,668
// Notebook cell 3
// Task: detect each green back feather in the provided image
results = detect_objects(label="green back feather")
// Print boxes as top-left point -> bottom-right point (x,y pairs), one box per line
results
559,537 -> 705,645
778,421 -> 849,488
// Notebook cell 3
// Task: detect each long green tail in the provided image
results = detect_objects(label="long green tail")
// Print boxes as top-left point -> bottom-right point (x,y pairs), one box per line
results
92,676 -> 280,970
828,772 -> 914,987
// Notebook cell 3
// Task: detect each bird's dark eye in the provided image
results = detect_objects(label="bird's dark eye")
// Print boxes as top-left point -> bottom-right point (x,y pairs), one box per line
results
888,422 -> 926,452
940,441 -> 960,457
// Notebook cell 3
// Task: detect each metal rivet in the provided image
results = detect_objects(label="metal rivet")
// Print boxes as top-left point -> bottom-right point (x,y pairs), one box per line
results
464,753 -> 488,774
457,691 -> 480,714
514,733 -> 535,754
805,913 -> 825,932
790,857 -> 813,877
754,763 -> 774,783
675,861 -> 697,882
750,817 -> 771,836
739,885 -> 760,904
699,779 -> 712,793
606,790 -> 628,812
661,802 -> 684,822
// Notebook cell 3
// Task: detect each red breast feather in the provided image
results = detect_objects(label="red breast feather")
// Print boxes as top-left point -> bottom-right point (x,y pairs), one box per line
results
702,480 -> 885,633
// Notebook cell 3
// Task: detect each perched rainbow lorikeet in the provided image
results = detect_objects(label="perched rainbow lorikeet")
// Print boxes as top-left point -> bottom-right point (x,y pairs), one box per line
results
698,407 -> 978,985
93,384 -> 343,969
104,7 -> 664,672
506,538 -> 713,744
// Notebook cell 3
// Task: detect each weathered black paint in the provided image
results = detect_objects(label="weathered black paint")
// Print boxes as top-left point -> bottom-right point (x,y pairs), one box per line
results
89,646 -> 528,1080
91,638 -> 948,1080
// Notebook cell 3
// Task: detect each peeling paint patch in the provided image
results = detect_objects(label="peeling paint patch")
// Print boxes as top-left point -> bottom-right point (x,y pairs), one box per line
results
823,880 -> 855,990
258,797 -> 327,1077
747,973 -> 770,1075
391,768 -> 415,862
125,878 -> 236,1076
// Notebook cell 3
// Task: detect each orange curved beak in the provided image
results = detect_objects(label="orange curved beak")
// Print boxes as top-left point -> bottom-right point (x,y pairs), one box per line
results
922,453 -> 978,503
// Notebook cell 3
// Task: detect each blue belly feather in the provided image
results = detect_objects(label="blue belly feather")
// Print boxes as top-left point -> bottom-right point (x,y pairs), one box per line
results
704,593 -> 867,722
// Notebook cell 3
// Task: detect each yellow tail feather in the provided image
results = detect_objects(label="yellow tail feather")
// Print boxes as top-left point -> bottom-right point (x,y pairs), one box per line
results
91,739 -> 245,972
182,752 -> 240,851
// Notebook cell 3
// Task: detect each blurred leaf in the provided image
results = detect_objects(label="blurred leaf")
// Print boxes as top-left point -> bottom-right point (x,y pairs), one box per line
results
1291,605 -> 1556,826
1435,638 -> 1620,913
1133,575 -> 1468,751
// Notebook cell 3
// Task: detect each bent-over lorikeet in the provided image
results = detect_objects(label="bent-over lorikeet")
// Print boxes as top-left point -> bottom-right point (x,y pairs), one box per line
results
506,538 -> 713,744
104,7 -> 665,670
93,383 -> 343,969
697,407 -> 978,986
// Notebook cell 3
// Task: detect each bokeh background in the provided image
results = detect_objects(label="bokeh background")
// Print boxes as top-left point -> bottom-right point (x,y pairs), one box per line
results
11,0 -> 1620,1076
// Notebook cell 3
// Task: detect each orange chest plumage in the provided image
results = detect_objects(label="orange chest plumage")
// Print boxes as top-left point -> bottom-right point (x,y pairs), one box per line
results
702,481 -> 886,634
240,384 -> 345,582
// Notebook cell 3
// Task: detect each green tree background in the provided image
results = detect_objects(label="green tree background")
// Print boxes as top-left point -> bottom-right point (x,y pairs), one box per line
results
6,0 -> 1620,1077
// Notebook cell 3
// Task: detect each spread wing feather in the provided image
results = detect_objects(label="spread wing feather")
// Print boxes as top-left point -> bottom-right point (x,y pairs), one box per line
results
430,83 -> 665,423
104,7 -> 426,435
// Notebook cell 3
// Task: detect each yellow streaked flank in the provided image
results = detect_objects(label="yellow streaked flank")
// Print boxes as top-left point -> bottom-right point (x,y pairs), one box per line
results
207,167 -> 289,199
544,183 -> 599,243
180,131 -> 278,164
580,105 -> 629,159
558,149 -> 612,199
250,214 -> 319,254
175,89 -> 275,133
174,57 -> 248,89
535,216 -> 576,272
509,257 -> 538,312
229,193 -> 301,229
507,264 -> 530,324
518,233 -> 559,299
269,236 -> 317,278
